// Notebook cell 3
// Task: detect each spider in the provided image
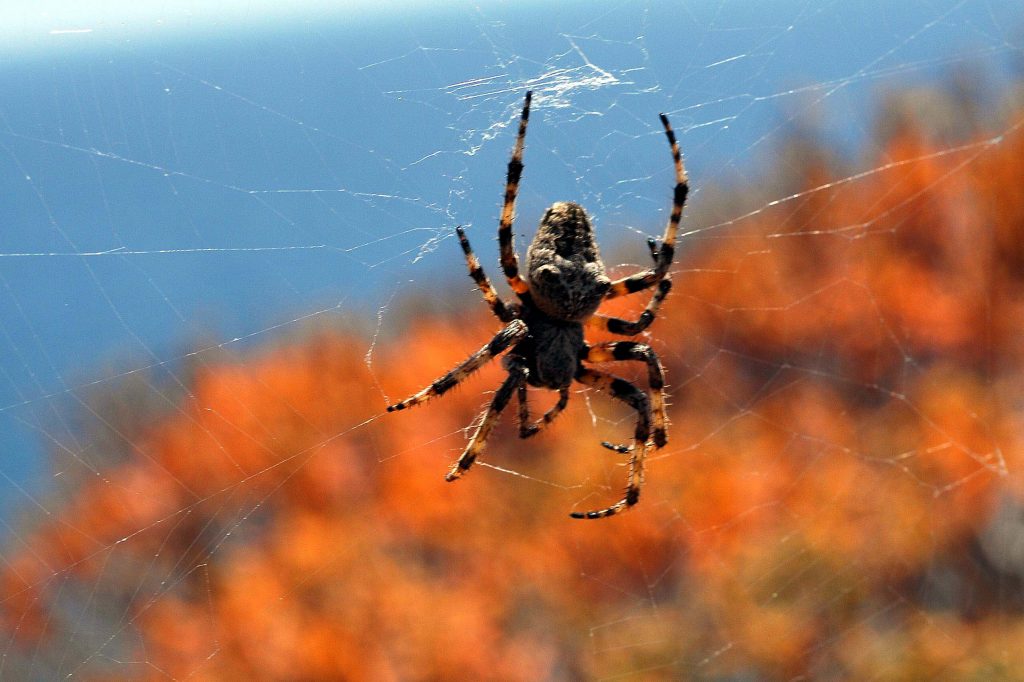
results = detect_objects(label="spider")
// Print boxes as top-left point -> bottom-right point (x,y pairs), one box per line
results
387,91 -> 688,518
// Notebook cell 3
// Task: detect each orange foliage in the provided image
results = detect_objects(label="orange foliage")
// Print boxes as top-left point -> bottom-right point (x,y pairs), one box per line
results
4,89 -> 1024,679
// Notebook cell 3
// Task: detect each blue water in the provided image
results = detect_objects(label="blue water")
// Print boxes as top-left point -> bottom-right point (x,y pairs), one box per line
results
0,0 -> 1020,524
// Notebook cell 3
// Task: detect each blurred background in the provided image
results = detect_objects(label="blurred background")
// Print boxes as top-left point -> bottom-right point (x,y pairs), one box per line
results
2,0 -> 1024,678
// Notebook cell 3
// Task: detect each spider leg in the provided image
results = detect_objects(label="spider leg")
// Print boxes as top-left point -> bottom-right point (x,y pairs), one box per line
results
498,91 -> 533,300
456,226 -> 516,322
646,237 -> 660,263
446,361 -> 527,481
582,342 -> 668,448
606,112 -> 688,300
586,279 -> 672,336
517,385 -> 570,438
386,319 -> 527,412
570,367 -> 652,519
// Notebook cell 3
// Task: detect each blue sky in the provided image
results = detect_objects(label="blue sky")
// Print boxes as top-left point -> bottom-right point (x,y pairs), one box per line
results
0,1 -> 380,47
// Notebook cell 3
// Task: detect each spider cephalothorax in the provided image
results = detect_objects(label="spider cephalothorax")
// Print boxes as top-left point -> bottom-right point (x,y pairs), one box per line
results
387,91 -> 688,518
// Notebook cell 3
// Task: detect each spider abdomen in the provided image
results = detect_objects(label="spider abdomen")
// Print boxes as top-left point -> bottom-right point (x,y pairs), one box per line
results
526,202 -> 611,321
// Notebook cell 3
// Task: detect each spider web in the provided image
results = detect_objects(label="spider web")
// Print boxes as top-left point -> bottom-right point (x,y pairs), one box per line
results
1,0 -> 1023,678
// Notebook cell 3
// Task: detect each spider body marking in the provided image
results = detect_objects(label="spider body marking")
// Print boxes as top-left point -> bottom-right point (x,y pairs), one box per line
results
387,90 -> 688,519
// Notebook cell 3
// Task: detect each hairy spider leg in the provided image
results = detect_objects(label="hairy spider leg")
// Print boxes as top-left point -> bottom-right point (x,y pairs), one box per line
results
517,385 -> 570,438
646,237 -> 660,262
456,226 -> 515,322
582,342 -> 668,448
386,319 -> 528,412
586,279 -> 672,335
498,91 -> 533,299
446,361 -> 528,481
571,367 -> 652,519
606,112 -> 689,299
